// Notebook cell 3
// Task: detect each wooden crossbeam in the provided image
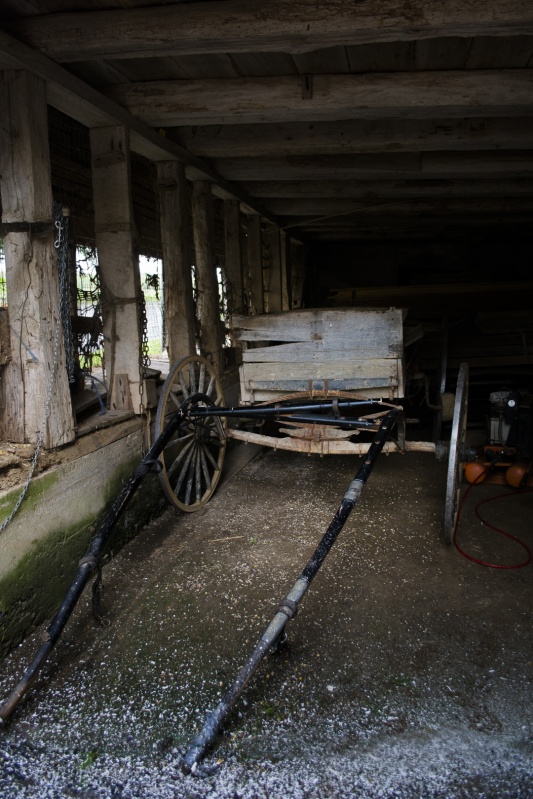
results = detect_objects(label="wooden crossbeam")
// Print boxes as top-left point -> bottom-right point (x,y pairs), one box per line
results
6,1 -> 533,61
174,117 -> 533,158
104,71 -> 533,127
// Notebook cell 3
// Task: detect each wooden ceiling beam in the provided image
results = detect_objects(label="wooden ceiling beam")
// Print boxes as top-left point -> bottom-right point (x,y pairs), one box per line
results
173,117 -> 533,158
0,28 -> 278,224
265,197 -> 533,216
244,178 -> 533,199
104,71 -> 533,127
6,1 -> 533,62
212,151 -> 533,181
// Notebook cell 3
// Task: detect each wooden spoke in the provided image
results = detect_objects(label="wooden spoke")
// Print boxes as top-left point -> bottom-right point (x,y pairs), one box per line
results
156,355 -> 227,512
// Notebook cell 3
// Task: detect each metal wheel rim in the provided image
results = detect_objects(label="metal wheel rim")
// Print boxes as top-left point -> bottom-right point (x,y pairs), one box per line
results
444,363 -> 469,544
156,355 -> 226,512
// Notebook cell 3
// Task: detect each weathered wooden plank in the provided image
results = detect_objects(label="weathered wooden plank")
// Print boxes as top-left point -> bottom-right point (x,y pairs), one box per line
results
264,229 -> 283,314
0,70 -> 75,447
227,428 -> 435,455
104,71 -> 533,127
246,377 -> 399,390
245,214 -> 264,316
242,359 -> 399,382
232,309 -> 404,351
157,160 -> 196,363
242,343 -> 402,362
175,117 -> 533,158
8,1 -> 533,61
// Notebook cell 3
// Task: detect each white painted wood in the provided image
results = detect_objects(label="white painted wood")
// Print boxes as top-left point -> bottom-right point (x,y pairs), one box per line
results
157,160 -> 196,363
90,125 -> 143,414
0,70 -> 75,447
192,181 -> 224,375
9,1 -> 533,61
175,117 -> 533,158
104,71 -> 533,127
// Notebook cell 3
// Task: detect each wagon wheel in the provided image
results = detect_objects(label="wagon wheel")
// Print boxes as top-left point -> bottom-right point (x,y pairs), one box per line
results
444,363 -> 469,544
156,355 -> 226,513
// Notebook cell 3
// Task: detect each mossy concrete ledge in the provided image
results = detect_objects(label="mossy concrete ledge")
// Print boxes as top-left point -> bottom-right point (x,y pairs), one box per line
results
0,422 -> 167,659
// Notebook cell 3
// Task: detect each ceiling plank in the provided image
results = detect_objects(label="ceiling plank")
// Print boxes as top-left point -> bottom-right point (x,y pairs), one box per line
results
6,1 -> 533,61
173,117 -> 533,158
264,197 -> 533,216
244,179 -> 533,199
212,151 -> 533,181
104,71 -> 533,126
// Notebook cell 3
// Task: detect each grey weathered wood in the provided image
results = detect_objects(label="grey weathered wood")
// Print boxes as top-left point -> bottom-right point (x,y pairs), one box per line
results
8,1 -> 533,61
223,200 -> 244,315
232,309 -> 403,349
290,240 -> 305,310
245,214 -> 264,316
104,71 -> 533,127
175,117 -> 533,158
90,125 -> 143,414
192,181 -> 224,375
0,28 -> 278,226
0,70 -> 75,447
233,308 -> 404,402
228,428 -> 435,455
157,160 -> 196,363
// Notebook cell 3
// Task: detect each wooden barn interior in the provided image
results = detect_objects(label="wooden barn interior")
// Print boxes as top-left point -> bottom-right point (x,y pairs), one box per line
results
0,1 -> 532,450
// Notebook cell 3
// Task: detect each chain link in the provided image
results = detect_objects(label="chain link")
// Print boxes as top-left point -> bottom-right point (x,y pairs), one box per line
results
53,202 -> 76,383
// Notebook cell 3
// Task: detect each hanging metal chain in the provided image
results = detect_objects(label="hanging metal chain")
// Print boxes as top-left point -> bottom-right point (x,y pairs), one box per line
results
53,202 -> 76,383
0,317 -> 62,533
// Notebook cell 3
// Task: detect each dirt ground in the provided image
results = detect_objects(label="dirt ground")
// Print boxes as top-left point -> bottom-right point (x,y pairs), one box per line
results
0,445 -> 532,798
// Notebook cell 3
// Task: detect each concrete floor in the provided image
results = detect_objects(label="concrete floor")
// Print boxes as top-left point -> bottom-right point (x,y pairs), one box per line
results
0,445 -> 532,798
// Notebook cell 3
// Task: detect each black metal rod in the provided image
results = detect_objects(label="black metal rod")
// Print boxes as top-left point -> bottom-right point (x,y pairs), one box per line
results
188,399 -> 387,419
181,407 -> 401,775
0,411 -> 185,723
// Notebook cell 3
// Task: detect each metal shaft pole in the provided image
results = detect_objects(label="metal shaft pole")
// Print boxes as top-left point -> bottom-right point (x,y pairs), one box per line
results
0,411 -> 184,723
182,407 -> 400,774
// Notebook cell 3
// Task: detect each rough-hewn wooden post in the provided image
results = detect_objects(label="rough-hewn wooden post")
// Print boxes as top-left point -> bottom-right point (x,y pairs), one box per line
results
265,228 -> 283,313
156,161 -> 196,364
191,181 -> 224,375
90,125 -> 143,413
280,231 -> 291,311
223,199 -> 244,315
246,214 -> 264,316
290,239 -> 306,309
0,70 -> 75,447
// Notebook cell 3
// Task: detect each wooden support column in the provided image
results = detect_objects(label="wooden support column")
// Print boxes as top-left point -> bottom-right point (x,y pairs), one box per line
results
0,70 -> 75,447
191,181 -> 224,375
156,160 -> 196,364
90,125 -> 143,413
265,228 -> 282,314
246,214 -> 264,316
280,231 -> 290,311
223,200 -> 244,315
290,239 -> 306,309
